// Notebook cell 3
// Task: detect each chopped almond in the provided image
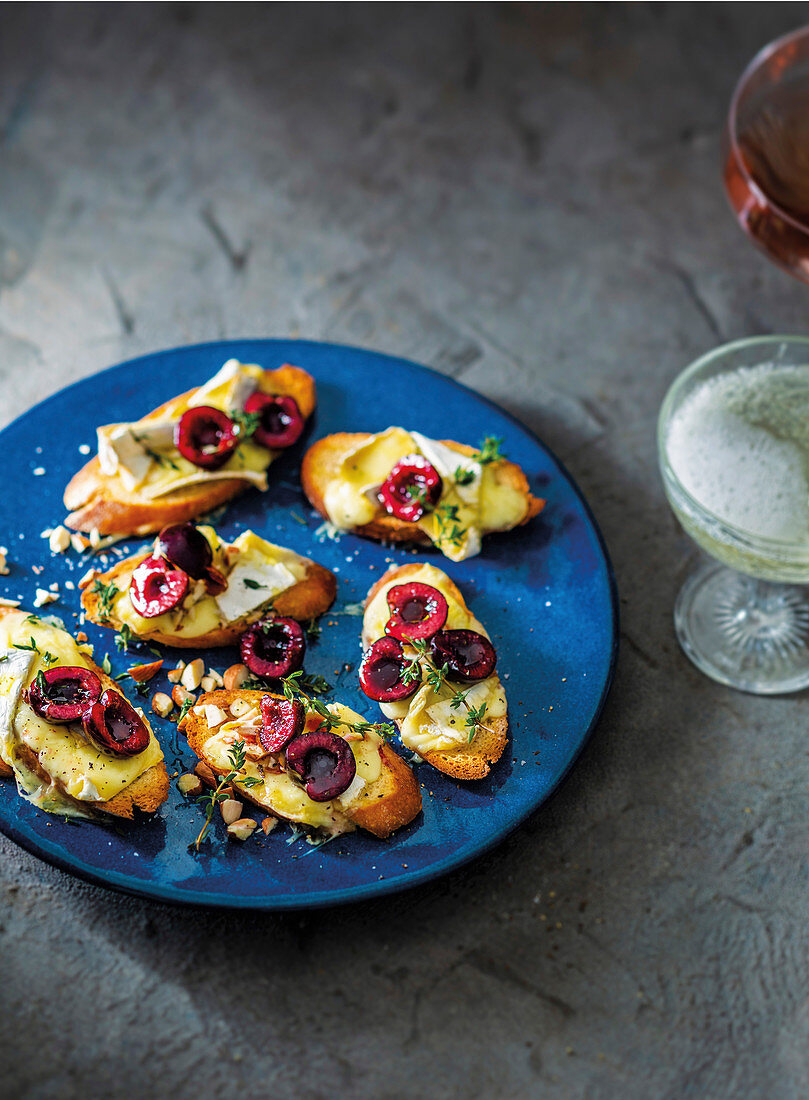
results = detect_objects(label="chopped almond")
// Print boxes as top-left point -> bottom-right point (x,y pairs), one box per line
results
261,817 -> 277,835
206,668 -> 224,688
171,685 -> 196,707
227,818 -> 257,841
224,663 -> 250,691
194,761 -> 216,787
177,773 -> 203,797
220,798 -> 243,825
200,675 -> 217,692
181,657 -> 205,690
151,692 -> 174,718
77,567 -> 96,589
129,659 -> 164,683
167,666 -> 184,684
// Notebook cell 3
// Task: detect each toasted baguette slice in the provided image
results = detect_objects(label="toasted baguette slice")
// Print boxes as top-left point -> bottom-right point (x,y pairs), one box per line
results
362,563 -> 508,780
185,688 -> 422,839
65,363 -> 316,536
81,532 -> 336,649
301,431 -> 544,551
0,607 -> 169,819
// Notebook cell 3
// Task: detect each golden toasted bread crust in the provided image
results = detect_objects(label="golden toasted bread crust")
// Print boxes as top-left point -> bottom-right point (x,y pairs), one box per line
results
185,688 -> 421,838
301,431 -> 544,545
81,555 -> 337,647
0,607 -> 169,817
362,564 -> 509,780
64,365 -> 317,536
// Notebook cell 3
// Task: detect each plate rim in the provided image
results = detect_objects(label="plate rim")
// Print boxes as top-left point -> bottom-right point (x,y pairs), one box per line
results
0,337 -> 619,911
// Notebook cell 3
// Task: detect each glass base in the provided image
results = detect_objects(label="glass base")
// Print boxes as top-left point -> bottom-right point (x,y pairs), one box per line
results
675,561 -> 809,694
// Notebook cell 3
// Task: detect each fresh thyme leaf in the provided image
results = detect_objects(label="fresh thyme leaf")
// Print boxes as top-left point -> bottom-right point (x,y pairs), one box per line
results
474,436 -> 505,465
24,614 -> 40,625
101,653 -> 112,675
242,578 -> 266,590
135,680 -> 150,697
91,579 -> 120,621
298,673 -> 332,696
177,697 -> 193,723
12,638 -> 37,652
132,432 -> 180,471
34,669 -> 48,695
232,409 -> 261,439
240,775 -> 263,788
454,466 -> 476,486
41,650 -> 57,666
305,618 -> 322,641
114,623 -> 134,653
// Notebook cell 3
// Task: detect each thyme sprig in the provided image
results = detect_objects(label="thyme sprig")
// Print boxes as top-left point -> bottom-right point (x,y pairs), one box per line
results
91,579 -> 119,621
190,738 -> 261,851
402,637 -> 492,743
232,409 -> 261,440
280,670 -> 395,741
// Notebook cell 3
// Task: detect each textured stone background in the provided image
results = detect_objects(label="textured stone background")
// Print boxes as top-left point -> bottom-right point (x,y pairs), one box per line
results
2,4 -> 809,1098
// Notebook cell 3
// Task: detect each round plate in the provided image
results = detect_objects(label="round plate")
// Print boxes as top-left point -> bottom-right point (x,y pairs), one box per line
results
0,340 -> 617,909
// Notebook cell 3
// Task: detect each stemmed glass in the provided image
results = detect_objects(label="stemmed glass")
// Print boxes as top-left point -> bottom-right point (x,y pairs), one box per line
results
724,25 -> 809,282
658,336 -> 809,694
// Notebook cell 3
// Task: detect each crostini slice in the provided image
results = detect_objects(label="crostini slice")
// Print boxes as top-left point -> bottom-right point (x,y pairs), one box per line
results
360,563 -> 508,780
184,688 -> 422,839
65,358 -> 316,537
82,525 -> 336,648
0,607 -> 169,819
302,427 -> 543,561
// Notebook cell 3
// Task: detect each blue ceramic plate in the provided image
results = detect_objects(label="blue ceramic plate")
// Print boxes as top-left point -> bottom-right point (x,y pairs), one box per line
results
0,340 -> 617,909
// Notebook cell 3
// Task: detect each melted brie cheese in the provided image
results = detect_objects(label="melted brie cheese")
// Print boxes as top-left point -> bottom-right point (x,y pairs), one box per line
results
362,563 -> 506,755
0,612 -> 164,813
321,427 -> 527,561
112,529 -> 309,637
93,360 -> 283,499
202,701 -> 383,833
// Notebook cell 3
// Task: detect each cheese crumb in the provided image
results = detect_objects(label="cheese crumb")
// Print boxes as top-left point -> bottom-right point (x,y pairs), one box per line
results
33,467 -> 46,476
48,526 -> 71,554
34,587 -> 58,607
78,443 -> 91,455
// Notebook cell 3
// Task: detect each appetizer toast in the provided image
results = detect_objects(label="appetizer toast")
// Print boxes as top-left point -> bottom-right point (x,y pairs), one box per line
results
0,608 -> 169,819
302,427 -> 543,561
359,563 -> 508,779
82,524 -> 336,648
185,688 -> 422,838
65,359 -> 316,536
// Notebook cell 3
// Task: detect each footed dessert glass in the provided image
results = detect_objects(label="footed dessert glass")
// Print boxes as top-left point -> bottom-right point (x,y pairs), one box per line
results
658,335 -> 809,693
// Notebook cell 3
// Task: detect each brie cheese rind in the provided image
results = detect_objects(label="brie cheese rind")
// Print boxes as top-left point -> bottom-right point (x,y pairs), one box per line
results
363,563 -> 507,755
197,701 -> 382,836
94,359 -> 278,499
109,529 -> 310,639
321,427 -> 527,562
0,613 -> 165,817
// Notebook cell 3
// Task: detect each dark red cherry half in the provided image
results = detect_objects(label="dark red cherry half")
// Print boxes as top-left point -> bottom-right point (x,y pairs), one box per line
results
175,405 -> 238,470
240,618 -> 306,680
386,581 -> 448,642
243,392 -> 305,449
155,523 -> 213,579
259,696 -> 306,753
430,629 -> 497,681
129,555 -> 189,618
378,454 -> 442,522
359,637 -> 419,702
82,690 -> 151,756
285,729 -> 357,802
26,665 -> 102,724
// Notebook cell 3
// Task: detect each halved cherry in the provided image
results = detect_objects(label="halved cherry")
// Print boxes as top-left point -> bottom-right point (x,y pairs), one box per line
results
378,454 -> 442,522
430,629 -> 496,681
175,405 -> 238,470
359,636 -> 419,702
26,665 -> 102,724
129,555 -> 189,618
82,690 -> 151,756
386,581 -> 448,642
259,696 -> 306,753
243,392 -> 305,449
285,728 -> 356,802
240,617 -> 306,680
155,523 -> 213,579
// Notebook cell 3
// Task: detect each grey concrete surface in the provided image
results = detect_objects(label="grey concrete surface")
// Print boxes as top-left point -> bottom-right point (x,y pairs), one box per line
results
2,4 -> 809,1098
